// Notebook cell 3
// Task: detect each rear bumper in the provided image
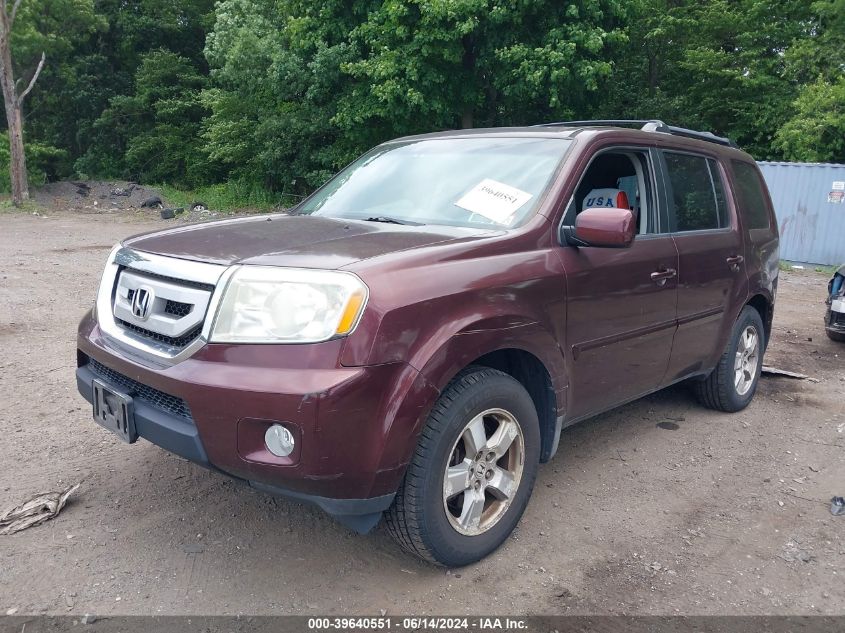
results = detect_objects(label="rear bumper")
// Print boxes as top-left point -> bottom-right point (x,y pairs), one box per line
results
75,312 -> 436,532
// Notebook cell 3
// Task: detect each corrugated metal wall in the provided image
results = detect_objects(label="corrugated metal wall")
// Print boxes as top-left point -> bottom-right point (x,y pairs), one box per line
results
757,161 -> 845,266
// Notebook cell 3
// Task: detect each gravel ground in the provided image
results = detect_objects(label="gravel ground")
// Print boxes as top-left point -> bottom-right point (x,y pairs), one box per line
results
0,211 -> 843,617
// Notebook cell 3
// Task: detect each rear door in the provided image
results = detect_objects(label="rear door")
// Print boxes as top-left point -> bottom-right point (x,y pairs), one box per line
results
660,151 -> 748,382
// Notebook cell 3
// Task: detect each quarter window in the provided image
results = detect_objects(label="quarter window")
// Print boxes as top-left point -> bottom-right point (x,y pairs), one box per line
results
731,161 -> 770,229
664,152 -> 728,232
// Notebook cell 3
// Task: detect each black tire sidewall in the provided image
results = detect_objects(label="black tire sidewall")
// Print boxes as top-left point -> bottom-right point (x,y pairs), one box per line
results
723,307 -> 765,409
418,372 -> 540,567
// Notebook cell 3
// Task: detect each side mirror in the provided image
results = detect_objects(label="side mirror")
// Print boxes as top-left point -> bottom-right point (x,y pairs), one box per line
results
561,207 -> 635,248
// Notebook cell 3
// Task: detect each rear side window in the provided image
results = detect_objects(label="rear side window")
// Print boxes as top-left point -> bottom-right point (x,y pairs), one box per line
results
663,152 -> 729,232
731,161 -> 771,229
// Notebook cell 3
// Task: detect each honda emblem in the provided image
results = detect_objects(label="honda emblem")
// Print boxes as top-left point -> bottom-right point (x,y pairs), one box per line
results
131,285 -> 155,321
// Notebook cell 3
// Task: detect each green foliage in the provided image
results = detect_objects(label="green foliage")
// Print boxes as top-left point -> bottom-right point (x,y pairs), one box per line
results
201,0 -> 630,194
336,0 -> 629,138
156,179 -> 293,212
6,0 -> 845,203
25,0 -> 214,182
784,0 -> 845,84
602,0 -> 817,158
201,0 -> 371,192
74,50 -> 209,187
773,0 -> 845,162
775,78 -> 845,163
0,133 -> 70,192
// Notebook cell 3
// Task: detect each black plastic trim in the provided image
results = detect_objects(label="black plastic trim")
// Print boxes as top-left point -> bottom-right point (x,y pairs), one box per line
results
248,481 -> 395,534
76,363 -> 393,534
77,365 -> 207,464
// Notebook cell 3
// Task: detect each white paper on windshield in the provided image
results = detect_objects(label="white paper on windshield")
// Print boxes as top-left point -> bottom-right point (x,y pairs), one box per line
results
454,179 -> 533,224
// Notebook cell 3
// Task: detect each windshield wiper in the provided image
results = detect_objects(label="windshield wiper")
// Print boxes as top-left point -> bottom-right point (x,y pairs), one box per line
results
363,215 -> 424,226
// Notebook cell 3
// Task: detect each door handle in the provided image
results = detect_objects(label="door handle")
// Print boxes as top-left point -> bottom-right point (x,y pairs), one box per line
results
650,268 -> 677,286
726,255 -> 745,271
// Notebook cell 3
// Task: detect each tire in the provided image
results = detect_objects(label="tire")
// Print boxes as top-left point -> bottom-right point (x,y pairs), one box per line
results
694,306 -> 765,412
385,366 -> 540,566
827,329 -> 845,342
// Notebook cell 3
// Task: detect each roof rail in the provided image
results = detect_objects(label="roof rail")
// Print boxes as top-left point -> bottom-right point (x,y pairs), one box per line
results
535,119 -> 737,148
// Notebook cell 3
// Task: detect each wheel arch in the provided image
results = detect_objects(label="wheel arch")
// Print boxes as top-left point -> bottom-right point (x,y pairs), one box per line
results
370,315 -> 569,499
468,349 -> 560,463
409,322 -> 567,465
746,293 -> 773,349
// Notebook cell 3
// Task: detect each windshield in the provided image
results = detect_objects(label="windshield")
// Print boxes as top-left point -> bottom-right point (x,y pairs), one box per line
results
297,137 -> 572,229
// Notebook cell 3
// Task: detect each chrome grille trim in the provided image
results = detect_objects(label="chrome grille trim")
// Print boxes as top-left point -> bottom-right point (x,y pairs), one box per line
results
96,246 -> 236,366
113,247 -> 225,286
114,269 -> 211,339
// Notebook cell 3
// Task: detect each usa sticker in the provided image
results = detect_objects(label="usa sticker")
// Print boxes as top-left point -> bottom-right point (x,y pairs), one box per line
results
455,179 -> 533,224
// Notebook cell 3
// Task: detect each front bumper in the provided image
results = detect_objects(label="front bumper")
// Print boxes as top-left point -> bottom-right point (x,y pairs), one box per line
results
76,312 -> 434,532
825,304 -> 845,336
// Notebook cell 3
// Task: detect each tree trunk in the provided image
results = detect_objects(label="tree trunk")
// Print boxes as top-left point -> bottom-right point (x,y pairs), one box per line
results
461,106 -> 474,129
0,1 -> 39,206
460,34 -> 476,129
3,98 -> 28,204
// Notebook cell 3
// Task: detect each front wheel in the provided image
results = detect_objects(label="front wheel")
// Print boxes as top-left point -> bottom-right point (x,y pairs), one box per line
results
385,366 -> 540,566
827,328 -> 845,342
694,306 -> 765,412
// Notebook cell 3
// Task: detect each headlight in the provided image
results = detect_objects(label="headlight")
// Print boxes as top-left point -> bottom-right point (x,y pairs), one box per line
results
209,267 -> 368,343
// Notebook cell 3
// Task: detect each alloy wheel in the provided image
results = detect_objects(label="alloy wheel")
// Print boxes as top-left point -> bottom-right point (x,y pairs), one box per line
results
442,408 -> 525,536
734,325 -> 760,396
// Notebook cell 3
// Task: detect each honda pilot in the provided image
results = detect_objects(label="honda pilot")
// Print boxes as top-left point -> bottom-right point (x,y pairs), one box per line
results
76,120 -> 779,566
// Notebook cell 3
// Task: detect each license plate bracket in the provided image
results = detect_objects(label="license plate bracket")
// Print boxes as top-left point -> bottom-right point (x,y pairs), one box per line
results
92,379 -> 137,443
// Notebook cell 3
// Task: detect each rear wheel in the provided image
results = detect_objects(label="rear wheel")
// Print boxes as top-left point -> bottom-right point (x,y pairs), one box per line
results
694,306 -> 764,412
385,366 -> 540,566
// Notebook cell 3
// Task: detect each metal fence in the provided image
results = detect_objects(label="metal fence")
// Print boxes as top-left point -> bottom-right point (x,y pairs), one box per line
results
757,161 -> 845,266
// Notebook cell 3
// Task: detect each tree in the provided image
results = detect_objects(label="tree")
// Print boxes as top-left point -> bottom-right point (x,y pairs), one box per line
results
775,78 -> 845,163
0,0 -> 45,205
26,0 -> 211,180
90,50 -> 208,186
202,0 -> 629,194
783,0 -> 845,85
0,0 -> 838,200
772,0 -> 845,162
335,0 -> 629,146
598,0 -> 816,159
203,0 -> 374,192
0,0 -> 104,202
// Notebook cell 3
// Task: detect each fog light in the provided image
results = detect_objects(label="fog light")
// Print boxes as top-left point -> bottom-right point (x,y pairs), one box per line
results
264,424 -> 295,457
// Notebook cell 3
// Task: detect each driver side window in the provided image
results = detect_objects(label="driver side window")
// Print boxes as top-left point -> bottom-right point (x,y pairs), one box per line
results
562,150 -> 655,235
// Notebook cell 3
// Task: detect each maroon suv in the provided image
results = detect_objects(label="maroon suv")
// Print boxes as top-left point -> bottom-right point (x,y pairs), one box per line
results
77,120 -> 778,566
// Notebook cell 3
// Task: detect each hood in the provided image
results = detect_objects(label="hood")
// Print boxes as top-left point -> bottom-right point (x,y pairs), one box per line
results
123,214 -> 495,269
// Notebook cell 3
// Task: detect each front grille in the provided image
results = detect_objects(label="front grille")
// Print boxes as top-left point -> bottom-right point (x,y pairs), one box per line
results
116,319 -> 203,348
125,288 -> 195,318
164,299 -> 193,317
88,359 -> 193,421
121,268 -> 214,292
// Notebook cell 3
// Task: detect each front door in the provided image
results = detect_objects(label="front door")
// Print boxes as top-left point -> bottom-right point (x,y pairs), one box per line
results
556,147 -> 679,421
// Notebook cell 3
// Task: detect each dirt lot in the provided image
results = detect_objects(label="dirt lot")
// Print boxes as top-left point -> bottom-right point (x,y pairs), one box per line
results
0,211 -> 843,617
